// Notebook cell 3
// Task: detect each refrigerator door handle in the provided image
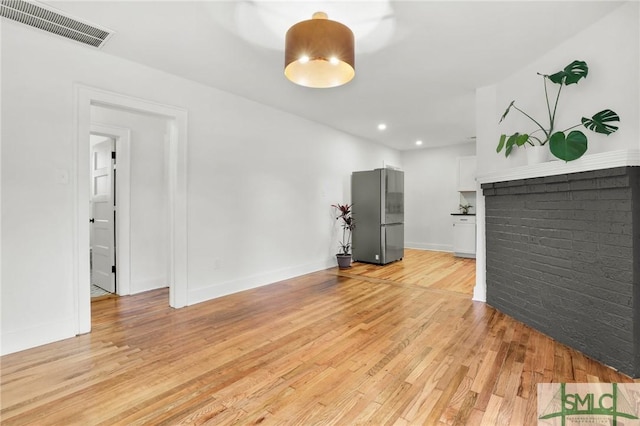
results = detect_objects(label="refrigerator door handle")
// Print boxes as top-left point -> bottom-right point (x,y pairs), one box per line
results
380,225 -> 386,264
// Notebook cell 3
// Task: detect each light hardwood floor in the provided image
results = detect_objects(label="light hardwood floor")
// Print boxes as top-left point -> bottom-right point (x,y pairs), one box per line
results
1,249 -> 636,425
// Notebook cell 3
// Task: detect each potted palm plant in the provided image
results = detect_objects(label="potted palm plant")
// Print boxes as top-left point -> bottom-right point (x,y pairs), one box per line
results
459,203 -> 472,215
332,203 -> 355,269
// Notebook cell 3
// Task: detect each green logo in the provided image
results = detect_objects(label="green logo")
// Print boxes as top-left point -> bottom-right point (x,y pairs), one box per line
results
538,383 -> 640,425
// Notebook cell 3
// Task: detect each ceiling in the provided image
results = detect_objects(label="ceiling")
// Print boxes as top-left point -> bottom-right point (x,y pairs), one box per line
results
39,1 -> 624,151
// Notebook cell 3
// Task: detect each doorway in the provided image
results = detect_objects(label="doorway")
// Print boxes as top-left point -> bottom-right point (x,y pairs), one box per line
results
91,104 -> 172,300
88,123 -> 132,298
74,85 -> 188,335
89,134 -> 117,296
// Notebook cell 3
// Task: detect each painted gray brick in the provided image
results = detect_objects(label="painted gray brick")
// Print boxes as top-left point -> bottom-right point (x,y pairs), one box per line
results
546,182 -> 570,192
543,174 -> 570,184
571,190 -> 599,200
598,176 -> 631,189
598,187 -> 631,199
484,166 -> 640,377
597,244 -> 633,259
570,179 -> 598,191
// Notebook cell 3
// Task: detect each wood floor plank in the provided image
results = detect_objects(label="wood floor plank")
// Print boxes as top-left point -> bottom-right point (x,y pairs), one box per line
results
451,390 -> 479,426
1,249 -> 637,426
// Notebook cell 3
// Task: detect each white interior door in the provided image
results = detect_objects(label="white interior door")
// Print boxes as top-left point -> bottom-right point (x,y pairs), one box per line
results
90,138 -> 116,293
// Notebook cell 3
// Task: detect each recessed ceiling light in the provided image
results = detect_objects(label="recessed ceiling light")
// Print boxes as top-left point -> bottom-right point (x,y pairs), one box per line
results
415,140 -> 423,146
377,123 -> 387,131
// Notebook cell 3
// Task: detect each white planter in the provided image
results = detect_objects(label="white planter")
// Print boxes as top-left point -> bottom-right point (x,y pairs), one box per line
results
526,145 -> 549,165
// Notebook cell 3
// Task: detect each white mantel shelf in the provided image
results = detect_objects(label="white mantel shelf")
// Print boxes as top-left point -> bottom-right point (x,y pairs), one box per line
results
477,149 -> 640,185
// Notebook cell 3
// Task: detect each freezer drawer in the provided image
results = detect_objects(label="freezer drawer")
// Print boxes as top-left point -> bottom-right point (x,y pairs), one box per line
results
352,221 -> 381,264
382,223 -> 404,264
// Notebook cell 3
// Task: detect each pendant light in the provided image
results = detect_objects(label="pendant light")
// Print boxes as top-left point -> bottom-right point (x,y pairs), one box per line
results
284,12 -> 355,88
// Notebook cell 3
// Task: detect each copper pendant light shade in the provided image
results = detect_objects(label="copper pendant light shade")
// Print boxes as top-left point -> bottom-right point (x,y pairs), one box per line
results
284,12 -> 355,88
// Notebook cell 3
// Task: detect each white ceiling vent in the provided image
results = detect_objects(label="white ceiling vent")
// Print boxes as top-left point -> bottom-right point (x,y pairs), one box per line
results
1,0 -> 113,48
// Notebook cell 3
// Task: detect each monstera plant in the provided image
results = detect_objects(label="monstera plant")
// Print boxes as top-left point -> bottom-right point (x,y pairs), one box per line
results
496,60 -> 620,162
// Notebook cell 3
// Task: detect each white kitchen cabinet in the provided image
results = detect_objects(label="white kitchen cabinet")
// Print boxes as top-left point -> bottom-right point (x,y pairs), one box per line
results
452,215 -> 476,258
457,156 -> 477,192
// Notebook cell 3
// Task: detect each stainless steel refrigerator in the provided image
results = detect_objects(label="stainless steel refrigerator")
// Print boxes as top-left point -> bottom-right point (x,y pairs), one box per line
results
351,168 -> 404,265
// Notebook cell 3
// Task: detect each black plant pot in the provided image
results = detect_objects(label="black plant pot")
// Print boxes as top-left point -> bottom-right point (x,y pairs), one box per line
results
336,254 -> 352,269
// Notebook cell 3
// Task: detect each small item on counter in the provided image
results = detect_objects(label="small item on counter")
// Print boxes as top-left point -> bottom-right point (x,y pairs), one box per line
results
459,204 -> 472,215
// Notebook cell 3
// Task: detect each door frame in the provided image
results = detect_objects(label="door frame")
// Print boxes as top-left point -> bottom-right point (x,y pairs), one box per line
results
74,85 -> 188,335
90,124 -> 131,296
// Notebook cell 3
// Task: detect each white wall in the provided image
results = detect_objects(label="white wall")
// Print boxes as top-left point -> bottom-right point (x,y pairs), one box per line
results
474,1 -> 640,303
0,20 -> 401,354
477,1 -> 639,177
91,106 -> 169,294
402,142 -> 475,251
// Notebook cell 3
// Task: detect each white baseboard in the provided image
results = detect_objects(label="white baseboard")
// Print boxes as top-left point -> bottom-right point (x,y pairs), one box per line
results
0,317 -> 76,356
405,243 -> 453,252
187,257 -> 336,306
473,286 -> 486,303
130,277 -> 168,294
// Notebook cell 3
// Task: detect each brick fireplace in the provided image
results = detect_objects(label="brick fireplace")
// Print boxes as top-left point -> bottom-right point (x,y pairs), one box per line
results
482,166 -> 640,377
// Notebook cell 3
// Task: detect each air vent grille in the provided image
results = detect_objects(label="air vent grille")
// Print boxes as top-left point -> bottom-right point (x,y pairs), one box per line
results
1,0 -> 113,48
